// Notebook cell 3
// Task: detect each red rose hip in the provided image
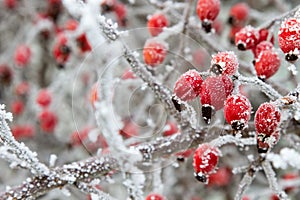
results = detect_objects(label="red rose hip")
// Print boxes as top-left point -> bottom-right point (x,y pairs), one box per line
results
196,0 -> 220,32
254,50 -> 280,80
143,40 -> 167,67
235,25 -> 259,50
147,13 -> 169,37
210,51 -> 239,76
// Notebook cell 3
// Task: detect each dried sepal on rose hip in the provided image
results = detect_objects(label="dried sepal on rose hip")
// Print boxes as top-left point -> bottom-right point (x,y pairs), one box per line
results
210,51 -> 239,76
193,143 -> 220,183
200,75 -> 233,124
255,102 -> 281,152
173,70 -> 203,101
224,94 -> 251,130
145,193 -> 166,200
147,13 -> 169,37
254,49 -> 280,80
143,39 -> 168,67
228,2 -> 249,26
235,25 -> 259,50
196,0 -> 221,32
278,17 -> 300,62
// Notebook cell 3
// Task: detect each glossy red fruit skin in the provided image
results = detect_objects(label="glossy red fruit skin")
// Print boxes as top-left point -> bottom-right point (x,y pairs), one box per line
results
193,143 -> 219,177
11,100 -> 24,116
210,51 -> 239,76
255,103 -> 281,137
229,3 -> 249,26
163,121 -> 179,136
173,70 -> 203,101
224,94 -> 251,130
278,18 -> 300,54
254,50 -> 280,80
36,89 -> 52,108
38,110 -> 58,132
143,40 -> 167,67
200,75 -> 233,111
145,194 -> 165,200
253,41 -> 274,58
14,45 -> 31,67
147,13 -> 169,37
196,0 -> 220,22
235,26 -> 259,50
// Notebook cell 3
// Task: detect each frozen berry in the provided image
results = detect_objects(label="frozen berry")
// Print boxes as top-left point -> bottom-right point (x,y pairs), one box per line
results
235,26 -> 259,50
143,40 -> 167,67
228,3 -> 249,26
0,64 -> 13,85
196,0 -> 220,32
11,125 -> 35,140
76,34 -> 92,53
193,143 -> 220,183
212,19 -> 223,35
147,13 -> 169,37
229,26 -> 242,44
254,50 -> 280,80
200,75 -> 233,123
173,70 -> 203,101
253,41 -> 274,58
208,167 -> 231,187
224,94 -> 251,130
53,33 -> 71,65
258,28 -> 274,44
14,44 -> 31,67
210,51 -> 239,76
114,3 -> 127,26
36,89 -> 52,107
163,121 -> 179,136
255,102 -> 281,137
278,18 -> 300,62
145,193 -> 166,200
11,100 -> 24,116
38,110 -> 58,132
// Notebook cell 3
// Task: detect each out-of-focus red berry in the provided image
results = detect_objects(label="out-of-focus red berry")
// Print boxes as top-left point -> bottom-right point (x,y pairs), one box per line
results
36,89 -> 52,108
208,167 -> 232,187
70,127 -> 90,146
64,19 -> 79,31
228,3 -> 249,26
147,13 -> 169,37
143,40 -> 167,67
14,45 -> 31,67
3,0 -> 17,9
173,70 -> 203,101
53,33 -> 71,64
11,100 -> 24,116
212,19 -> 223,35
229,26 -> 242,44
11,125 -> 35,139
76,34 -> 92,53
114,3 -> 127,26
121,68 -> 136,80
119,119 -> 139,138
38,110 -> 58,133
15,81 -> 30,96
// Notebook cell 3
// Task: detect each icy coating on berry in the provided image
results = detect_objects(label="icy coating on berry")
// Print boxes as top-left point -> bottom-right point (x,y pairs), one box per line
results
224,94 -> 251,130
147,13 -> 169,37
173,70 -> 203,101
278,18 -> 300,54
235,25 -> 259,50
211,51 -> 239,76
255,102 -> 281,137
193,143 -> 219,174
143,39 -> 167,67
254,41 -> 274,58
200,75 -> 233,110
196,0 -> 220,21
255,50 -> 280,79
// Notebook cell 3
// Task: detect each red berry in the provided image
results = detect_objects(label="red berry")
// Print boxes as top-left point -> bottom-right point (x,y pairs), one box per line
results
76,34 -> 92,53
114,3 -> 127,26
64,19 -> 79,31
70,127 -> 90,146
53,33 -> 71,65
196,0 -> 220,23
15,81 -> 30,96
145,193 -> 166,200
14,44 -> 31,67
235,26 -> 259,50
36,89 -> 52,107
255,103 -> 281,136
210,51 -> 239,76
254,50 -> 280,80
200,75 -> 233,123
282,173 -> 298,192
258,29 -> 274,44
212,19 -> 223,35
147,13 -> 169,37
193,143 -> 220,183
173,70 -> 203,101
143,40 -> 167,67
175,148 -> 195,160
11,125 -> 35,140
229,3 -> 249,26
192,49 -> 209,68
163,121 -> 179,136
278,18 -> 300,62
121,68 -> 136,80
208,167 -> 231,187
229,26 -> 242,44
38,110 -> 58,132
253,41 -> 274,58
119,119 -> 139,138
224,94 -> 251,130
3,0 -> 17,9
0,64 -> 13,85
11,100 -> 24,116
